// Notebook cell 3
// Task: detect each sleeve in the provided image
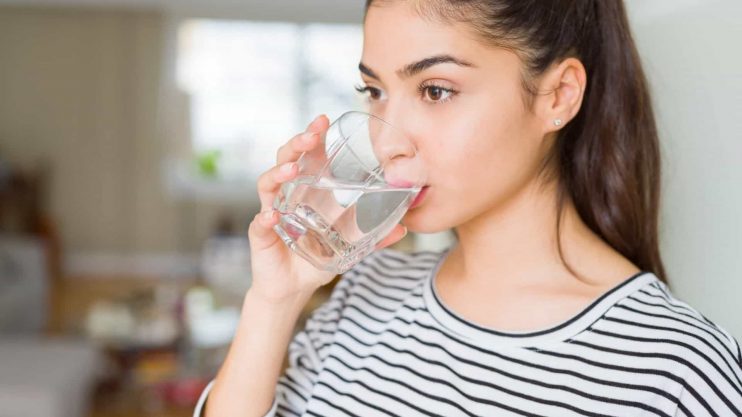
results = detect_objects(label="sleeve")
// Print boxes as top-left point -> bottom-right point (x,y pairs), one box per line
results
672,334 -> 742,416
192,269 -> 356,417
193,380 -> 277,417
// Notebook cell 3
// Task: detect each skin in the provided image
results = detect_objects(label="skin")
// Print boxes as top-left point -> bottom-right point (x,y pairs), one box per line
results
361,2 -> 641,331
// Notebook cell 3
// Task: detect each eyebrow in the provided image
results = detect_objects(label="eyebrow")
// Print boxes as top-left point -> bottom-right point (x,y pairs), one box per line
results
358,54 -> 475,81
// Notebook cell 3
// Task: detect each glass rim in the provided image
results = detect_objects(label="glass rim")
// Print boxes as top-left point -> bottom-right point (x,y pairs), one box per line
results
330,110 -> 418,154
337,111 -> 424,188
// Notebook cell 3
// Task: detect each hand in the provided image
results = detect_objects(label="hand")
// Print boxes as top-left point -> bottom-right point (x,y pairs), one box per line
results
247,114 -> 408,302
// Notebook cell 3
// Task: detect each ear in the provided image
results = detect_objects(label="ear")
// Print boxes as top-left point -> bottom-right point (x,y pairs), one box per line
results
534,57 -> 587,133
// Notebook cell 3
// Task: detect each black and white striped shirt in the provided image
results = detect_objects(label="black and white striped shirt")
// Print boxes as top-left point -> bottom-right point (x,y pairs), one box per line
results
195,247 -> 742,416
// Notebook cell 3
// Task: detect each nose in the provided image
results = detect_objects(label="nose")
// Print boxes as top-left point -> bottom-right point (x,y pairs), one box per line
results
366,113 -> 421,187
368,113 -> 415,165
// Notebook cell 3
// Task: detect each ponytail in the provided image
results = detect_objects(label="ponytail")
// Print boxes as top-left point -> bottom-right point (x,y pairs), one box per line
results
555,1 -> 667,283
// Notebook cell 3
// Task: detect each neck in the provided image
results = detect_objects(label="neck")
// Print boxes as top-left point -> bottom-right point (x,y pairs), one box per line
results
448,177 -> 613,292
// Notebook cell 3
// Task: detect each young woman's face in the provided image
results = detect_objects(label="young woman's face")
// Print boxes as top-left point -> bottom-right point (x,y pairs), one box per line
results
360,2 -> 552,233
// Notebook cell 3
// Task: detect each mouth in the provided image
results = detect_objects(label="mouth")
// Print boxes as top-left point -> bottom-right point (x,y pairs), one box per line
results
410,185 -> 430,209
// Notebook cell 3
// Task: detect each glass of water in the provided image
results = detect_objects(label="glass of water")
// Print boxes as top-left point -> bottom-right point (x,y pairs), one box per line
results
272,111 -> 426,274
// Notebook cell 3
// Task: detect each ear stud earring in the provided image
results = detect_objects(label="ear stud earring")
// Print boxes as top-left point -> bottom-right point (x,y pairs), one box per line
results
553,119 -> 563,126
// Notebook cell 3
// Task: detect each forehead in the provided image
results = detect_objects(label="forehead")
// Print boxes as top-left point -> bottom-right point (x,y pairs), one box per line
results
362,3 -> 480,66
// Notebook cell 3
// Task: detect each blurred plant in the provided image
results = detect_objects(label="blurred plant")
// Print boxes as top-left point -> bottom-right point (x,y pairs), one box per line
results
195,150 -> 222,178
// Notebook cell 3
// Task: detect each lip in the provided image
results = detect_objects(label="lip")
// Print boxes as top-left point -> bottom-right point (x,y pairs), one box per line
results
410,186 -> 430,209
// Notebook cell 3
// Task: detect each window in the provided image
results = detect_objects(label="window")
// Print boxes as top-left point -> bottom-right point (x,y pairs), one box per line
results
175,19 -> 365,187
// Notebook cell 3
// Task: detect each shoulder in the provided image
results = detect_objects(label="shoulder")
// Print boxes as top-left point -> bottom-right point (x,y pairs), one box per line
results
635,280 -> 738,359
345,247 -> 442,284
610,278 -> 742,382
335,248 -> 444,302
595,278 -> 742,412
308,248 -> 442,315
367,247 -> 444,271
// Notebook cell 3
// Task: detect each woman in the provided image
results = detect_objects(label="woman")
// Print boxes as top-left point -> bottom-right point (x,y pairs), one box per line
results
197,1 -> 742,416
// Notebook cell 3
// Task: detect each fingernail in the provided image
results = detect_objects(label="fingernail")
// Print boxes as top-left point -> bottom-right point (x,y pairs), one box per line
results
302,132 -> 317,142
313,114 -> 324,123
263,210 -> 273,221
401,226 -> 408,237
280,162 -> 294,174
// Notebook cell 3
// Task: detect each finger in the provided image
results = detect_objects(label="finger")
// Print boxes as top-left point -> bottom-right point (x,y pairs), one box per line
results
306,113 -> 330,133
276,130 -> 321,166
276,114 -> 330,165
256,161 -> 298,212
375,224 -> 408,250
248,209 -> 282,252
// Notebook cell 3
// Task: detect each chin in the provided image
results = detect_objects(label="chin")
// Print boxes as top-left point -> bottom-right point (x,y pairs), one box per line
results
401,205 -> 453,234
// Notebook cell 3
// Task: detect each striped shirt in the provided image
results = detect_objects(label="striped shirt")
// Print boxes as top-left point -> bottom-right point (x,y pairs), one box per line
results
195,247 -> 742,417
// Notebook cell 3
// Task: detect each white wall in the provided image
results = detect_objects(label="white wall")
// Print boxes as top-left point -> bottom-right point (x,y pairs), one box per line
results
627,0 -> 742,338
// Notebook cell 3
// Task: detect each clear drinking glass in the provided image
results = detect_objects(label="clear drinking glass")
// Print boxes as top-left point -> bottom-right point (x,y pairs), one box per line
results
272,111 -> 426,274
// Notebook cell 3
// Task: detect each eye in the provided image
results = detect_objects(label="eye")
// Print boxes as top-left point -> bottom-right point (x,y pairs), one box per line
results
354,84 -> 384,101
419,82 -> 457,104
354,82 -> 457,104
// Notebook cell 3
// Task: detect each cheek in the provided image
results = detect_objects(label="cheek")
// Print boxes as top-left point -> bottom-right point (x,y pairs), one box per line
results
426,106 -> 531,184
421,104 -> 543,211
402,112 -> 540,232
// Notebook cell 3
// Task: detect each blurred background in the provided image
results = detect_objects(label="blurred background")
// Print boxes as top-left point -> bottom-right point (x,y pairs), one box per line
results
0,0 -> 739,416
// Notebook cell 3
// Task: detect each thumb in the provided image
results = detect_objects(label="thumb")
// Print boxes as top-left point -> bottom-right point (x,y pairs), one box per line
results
375,224 -> 408,250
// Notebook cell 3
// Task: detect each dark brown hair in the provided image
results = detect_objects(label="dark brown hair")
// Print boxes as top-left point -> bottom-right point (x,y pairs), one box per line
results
365,0 -> 668,284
